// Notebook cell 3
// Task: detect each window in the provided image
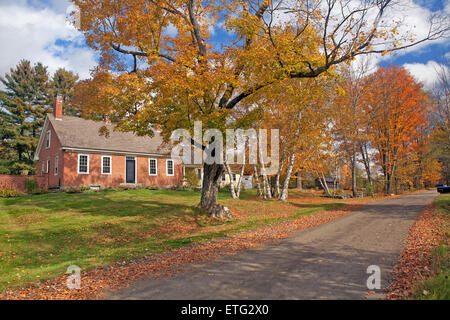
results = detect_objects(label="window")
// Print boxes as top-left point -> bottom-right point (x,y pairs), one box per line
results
46,159 -> 50,174
166,159 -> 174,176
54,155 -> 58,175
78,154 -> 89,174
41,161 -> 45,175
197,168 -> 202,179
232,174 -> 237,182
46,130 -> 51,149
149,159 -> 157,176
222,174 -> 226,182
102,156 -> 112,174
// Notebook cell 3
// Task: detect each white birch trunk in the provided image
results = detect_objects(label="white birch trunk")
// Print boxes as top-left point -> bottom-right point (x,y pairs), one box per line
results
274,147 -> 286,199
280,151 -> 296,202
224,162 -> 237,199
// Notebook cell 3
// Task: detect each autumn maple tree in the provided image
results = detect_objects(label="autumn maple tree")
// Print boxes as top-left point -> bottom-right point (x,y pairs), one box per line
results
71,0 -> 449,216
362,66 -> 431,194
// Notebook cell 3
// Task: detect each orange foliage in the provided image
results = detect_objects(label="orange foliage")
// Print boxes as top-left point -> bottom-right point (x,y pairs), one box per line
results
363,66 -> 432,192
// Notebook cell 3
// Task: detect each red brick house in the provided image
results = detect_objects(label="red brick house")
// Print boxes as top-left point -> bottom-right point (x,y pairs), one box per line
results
34,97 -> 183,189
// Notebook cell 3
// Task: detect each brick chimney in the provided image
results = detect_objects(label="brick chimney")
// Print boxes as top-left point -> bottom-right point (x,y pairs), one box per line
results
53,95 -> 63,120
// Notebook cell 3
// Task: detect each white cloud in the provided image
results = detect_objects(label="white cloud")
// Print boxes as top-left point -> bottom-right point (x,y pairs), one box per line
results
403,60 -> 448,89
164,23 -> 178,37
0,2 -> 97,80
358,0 -> 450,59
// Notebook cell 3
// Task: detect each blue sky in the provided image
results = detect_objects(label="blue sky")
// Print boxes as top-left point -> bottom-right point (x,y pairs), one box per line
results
379,0 -> 449,66
0,0 -> 448,89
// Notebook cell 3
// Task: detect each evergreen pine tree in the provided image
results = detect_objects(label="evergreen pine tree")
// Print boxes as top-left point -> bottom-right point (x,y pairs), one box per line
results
0,60 -> 51,174
50,68 -> 79,116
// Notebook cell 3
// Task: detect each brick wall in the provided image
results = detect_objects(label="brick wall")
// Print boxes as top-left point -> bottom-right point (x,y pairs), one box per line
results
36,120 -> 63,188
63,152 -> 183,188
0,175 -> 48,192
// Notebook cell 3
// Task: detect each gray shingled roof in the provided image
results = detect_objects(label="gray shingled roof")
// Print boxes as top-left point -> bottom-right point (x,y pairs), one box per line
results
48,114 -> 171,155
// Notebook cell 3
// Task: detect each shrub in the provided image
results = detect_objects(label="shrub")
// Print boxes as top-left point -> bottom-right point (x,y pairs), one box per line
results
0,186 -> 24,198
103,186 -> 119,192
65,187 -> 89,194
25,178 -> 38,194
365,182 -> 374,197
184,169 -> 200,189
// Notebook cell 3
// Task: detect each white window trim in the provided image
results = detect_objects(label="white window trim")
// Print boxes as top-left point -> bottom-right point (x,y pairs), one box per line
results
101,155 -> 112,175
149,158 -> 158,176
54,155 -> 59,176
166,159 -> 174,176
78,154 -> 90,174
46,159 -> 50,174
41,161 -> 45,175
46,130 -> 51,149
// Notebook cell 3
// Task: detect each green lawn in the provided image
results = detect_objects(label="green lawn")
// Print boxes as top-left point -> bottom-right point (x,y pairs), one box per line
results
0,188 -> 348,292
414,194 -> 450,300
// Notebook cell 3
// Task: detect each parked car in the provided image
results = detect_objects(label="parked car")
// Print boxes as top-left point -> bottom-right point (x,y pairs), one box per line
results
437,184 -> 450,193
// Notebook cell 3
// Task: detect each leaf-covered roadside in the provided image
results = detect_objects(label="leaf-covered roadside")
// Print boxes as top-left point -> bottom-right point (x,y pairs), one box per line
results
0,203 -> 362,300
386,194 -> 449,300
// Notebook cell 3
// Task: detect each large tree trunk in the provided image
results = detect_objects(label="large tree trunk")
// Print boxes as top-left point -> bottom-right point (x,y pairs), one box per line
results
386,160 -> 397,195
200,162 -> 232,219
386,173 -> 392,195
280,151 -> 296,202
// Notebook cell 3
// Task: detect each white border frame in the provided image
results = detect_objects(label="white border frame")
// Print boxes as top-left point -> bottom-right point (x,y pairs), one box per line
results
166,159 -> 174,177
78,154 -> 90,174
46,159 -> 50,174
101,155 -> 112,175
149,158 -> 158,176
